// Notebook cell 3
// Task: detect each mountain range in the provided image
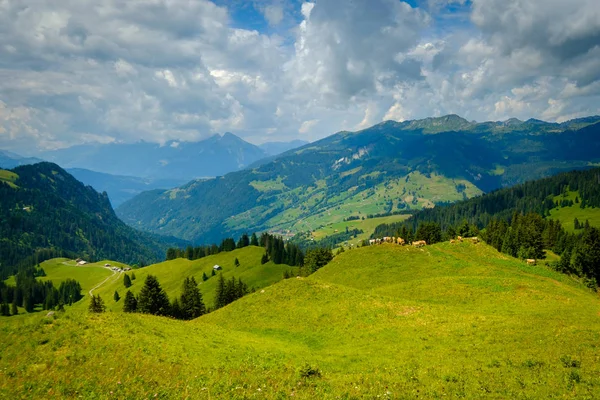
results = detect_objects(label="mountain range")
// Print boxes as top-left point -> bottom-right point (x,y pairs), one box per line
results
116,114 -> 600,243
1,135 -> 308,206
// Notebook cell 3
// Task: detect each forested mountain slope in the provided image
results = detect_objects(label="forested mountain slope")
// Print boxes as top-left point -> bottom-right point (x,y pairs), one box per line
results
373,167 -> 600,235
117,115 -> 600,243
0,163 -> 182,279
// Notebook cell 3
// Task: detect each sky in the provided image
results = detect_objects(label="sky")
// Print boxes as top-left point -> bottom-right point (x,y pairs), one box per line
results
1,0 -> 599,155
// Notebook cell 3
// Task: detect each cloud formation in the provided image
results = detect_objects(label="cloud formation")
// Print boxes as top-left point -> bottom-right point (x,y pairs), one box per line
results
0,0 -> 599,154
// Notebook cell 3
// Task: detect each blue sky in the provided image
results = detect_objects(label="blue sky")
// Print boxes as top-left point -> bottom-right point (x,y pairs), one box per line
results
0,0 -> 599,155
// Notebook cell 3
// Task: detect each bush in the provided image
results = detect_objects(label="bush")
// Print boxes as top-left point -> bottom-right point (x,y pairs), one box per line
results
298,364 -> 322,379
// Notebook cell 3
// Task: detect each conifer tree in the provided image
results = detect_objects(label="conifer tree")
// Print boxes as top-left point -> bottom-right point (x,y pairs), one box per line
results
131,272 -> 136,280
180,277 -> 205,319
574,218 -> 581,230
123,290 -> 138,313
114,290 -> 120,302
202,272 -> 209,281
214,273 -> 227,310
124,273 -> 132,288
0,303 -> 9,316
88,295 -> 106,313
234,257 -> 240,267
10,301 -> 17,316
170,298 -> 183,319
261,252 -> 269,264
211,269 -> 216,276
137,275 -> 170,316
250,233 -> 259,246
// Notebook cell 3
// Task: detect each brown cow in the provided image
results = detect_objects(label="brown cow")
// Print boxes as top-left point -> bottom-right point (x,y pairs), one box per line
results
412,240 -> 427,248
526,259 -> 536,266
471,237 -> 479,244
450,239 -> 456,244
397,237 -> 405,245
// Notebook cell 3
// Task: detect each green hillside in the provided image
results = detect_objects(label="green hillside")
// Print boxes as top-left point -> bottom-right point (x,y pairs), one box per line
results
548,191 -> 600,232
0,162 -> 185,279
71,246 -> 294,311
2,242 -> 600,398
117,116 -> 600,243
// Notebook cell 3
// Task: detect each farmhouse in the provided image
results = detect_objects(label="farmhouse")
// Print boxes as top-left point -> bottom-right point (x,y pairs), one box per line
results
213,265 -> 223,271
77,260 -> 87,266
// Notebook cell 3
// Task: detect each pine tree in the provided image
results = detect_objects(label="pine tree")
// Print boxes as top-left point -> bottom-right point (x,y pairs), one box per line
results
170,298 -> 183,319
114,290 -> 120,302
214,273 -> 227,310
574,218 -> 581,230
0,303 -> 9,316
123,290 -> 138,313
180,277 -> 205,319
10,301 -> 17,316
88,295 -> 106,313
234,257 -> 240,267
202,272 -> 209,281
131,272 -> 136,280
250,233 -> 259,246
261,252 -> 269,264
124,273 -> 132,288
211,269 -> 216,277
137,275 -> 170,316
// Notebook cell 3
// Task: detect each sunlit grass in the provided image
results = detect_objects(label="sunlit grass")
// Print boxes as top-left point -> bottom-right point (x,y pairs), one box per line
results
2,242 -> 600,398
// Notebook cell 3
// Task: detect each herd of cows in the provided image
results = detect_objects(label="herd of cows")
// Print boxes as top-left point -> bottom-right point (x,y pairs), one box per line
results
368,235 -> 479,248
366,235 -> 537,265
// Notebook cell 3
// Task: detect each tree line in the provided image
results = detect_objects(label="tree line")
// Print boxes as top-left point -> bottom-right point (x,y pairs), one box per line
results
0,265 -> 82,315
166,232 -> 304,267
374,168 -> 600,236
114,273 -> 251,319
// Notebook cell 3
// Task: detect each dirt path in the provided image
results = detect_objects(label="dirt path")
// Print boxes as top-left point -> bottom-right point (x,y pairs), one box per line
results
89,268 -> 123,297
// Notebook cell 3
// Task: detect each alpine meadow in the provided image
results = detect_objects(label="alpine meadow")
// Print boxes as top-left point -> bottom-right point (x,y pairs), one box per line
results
2,0 -> 600,399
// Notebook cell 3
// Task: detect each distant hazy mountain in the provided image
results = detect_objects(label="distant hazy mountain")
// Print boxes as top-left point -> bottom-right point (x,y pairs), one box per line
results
67,168 -> 187,208
259,140 -> 309,156
0,150 -> 42,169
40,133 -> 268,181
117,115 -> 600,243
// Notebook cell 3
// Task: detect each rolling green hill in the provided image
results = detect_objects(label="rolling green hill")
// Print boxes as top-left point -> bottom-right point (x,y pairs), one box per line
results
117,115 -> 600,244
88,246 -> 294,311
0,162 -> 186,279
2,242 -> 599,398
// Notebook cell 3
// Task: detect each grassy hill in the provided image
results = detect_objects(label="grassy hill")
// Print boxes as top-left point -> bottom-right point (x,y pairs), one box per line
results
2,242 -> 600,398
59,246 -> 294,312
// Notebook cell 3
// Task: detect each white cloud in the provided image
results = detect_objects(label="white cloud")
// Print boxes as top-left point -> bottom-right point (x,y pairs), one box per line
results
264,5 -> 284,26
0,0 -> 599,155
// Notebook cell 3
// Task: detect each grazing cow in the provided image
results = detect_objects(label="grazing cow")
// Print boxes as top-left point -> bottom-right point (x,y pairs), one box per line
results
412,240 -> 427,248
457,236 -> 463,242
526,259 -> 536,266
450,239 -> 456,244
397,237 -> 405,245
383,236 -> 392,243
376,238 -> 382,244
369,239 -> 376,246
471,237 -> 479,244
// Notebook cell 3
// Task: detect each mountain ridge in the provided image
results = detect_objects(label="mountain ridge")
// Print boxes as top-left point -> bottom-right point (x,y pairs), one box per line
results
117,115 -> 600,243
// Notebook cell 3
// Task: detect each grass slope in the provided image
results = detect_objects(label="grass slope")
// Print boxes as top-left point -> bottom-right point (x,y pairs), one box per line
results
2,243 -> 600,398
89,246 -> 294,311
549,191 -> 600,232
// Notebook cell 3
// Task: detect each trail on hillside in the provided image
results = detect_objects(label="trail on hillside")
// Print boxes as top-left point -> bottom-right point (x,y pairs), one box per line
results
89,268 -> 122,297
